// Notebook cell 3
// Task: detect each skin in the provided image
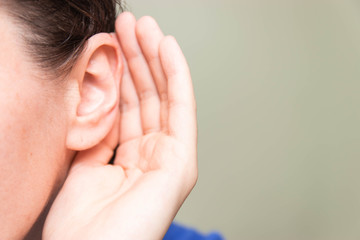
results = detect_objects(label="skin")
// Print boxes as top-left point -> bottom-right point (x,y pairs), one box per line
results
0,10 -> 197,240
0,11 -> 73,240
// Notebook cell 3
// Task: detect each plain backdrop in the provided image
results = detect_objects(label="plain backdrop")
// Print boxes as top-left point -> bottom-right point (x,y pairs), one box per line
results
127,0 -> 360,239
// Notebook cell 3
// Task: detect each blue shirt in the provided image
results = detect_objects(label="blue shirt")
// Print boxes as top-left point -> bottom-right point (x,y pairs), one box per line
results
164,223 -> 225,240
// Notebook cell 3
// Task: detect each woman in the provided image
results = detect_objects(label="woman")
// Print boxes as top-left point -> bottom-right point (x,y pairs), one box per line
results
0,0 -> 224,239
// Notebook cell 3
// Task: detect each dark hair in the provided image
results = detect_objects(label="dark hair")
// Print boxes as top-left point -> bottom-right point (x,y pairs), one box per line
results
3,0 -> 125,77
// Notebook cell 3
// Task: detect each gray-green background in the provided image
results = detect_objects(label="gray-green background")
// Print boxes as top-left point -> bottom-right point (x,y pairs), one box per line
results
128,0 -> 360,239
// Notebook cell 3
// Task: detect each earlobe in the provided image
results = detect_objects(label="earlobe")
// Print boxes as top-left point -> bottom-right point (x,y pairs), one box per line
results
66,33 -> 122,151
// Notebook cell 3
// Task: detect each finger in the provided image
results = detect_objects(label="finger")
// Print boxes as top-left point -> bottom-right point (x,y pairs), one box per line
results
159,36 -> 197,147
136,16 -> 168,132
116,12 -> 161,134
118,46 -> 143,144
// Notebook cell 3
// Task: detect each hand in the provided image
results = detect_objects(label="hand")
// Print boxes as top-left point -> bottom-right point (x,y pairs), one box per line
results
43,12 -> 197,240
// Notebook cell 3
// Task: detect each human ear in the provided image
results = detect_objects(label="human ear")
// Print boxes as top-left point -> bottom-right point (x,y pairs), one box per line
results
65,33 -> 122,151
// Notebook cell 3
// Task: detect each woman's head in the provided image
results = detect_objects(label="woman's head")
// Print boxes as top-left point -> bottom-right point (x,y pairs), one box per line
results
4,0 -> 123,76
0,1 -> 123,238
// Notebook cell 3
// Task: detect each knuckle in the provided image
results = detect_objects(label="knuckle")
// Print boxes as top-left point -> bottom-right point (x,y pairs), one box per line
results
139,88 -> 159,101
119,98 -> 139,112
159,92 -> 168,102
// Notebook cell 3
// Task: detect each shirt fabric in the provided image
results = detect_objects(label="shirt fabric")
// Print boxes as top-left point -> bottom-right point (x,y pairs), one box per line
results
163,223 -> 225,240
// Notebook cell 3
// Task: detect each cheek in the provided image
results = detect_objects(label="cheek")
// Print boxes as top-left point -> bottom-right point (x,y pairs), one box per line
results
0,16 -> 72,238
0,79 -> 69,238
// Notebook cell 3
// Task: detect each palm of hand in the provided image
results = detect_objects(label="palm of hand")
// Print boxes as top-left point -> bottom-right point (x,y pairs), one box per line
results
45,134 -> 189,239
43,13 -> 197,240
